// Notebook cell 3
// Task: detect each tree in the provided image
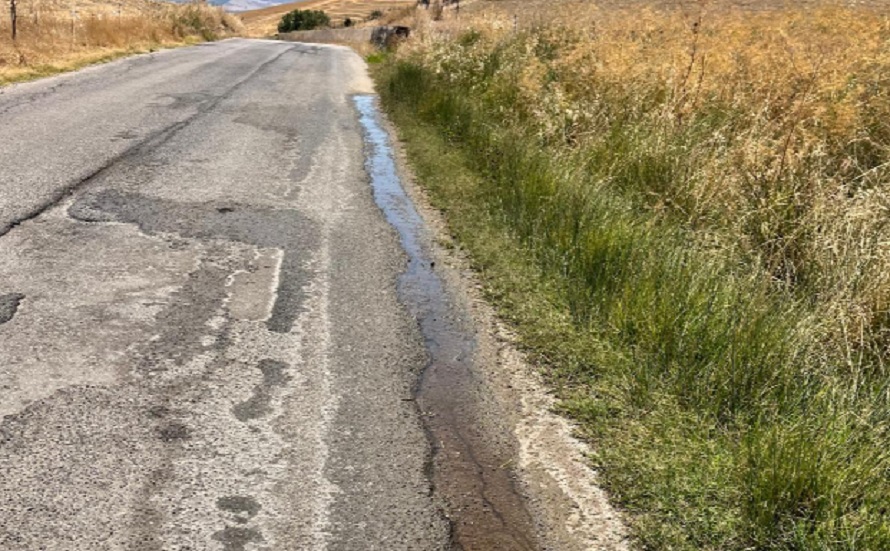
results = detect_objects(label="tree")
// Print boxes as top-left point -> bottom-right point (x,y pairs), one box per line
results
277,9 -> 330,33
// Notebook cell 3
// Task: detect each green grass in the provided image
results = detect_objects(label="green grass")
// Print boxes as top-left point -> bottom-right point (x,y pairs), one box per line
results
373,56 -> 890,550
365,51 -> 388,64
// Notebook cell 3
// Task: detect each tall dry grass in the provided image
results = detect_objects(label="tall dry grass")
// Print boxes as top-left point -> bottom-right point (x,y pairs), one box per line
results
378,1 -> 890,548
407,2 -> 890,344
0,0 -> 243,83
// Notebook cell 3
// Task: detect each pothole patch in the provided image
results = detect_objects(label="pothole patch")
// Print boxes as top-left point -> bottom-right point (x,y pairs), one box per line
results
0,293 -> 25,325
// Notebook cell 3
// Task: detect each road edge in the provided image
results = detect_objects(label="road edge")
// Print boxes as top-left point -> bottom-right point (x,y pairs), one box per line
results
374,96 -> 632,550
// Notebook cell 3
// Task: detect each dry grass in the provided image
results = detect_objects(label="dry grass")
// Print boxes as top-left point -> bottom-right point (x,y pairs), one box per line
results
377,0 -> 890,548
0,0 -> 243,84
405,0 -> 890,378
239,0 -> 415,37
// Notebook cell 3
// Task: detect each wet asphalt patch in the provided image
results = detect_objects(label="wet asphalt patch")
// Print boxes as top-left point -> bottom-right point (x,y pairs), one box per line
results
232,359 -> 291,422
211,525 -> 264,551
64,191 -> 310,548
68,190 -> 319,334
0,293 -> 24,325
355,95 -> 539,551
217,495 -> 262,523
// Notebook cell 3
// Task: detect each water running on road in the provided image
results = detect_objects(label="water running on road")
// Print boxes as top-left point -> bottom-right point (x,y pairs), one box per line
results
354,95 -> 538,551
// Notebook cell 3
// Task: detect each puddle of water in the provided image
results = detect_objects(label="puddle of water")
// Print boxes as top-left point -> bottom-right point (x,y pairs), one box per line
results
354,95 -> 538,551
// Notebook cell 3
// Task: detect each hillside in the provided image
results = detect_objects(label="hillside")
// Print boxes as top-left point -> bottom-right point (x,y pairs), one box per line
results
239,0 -> 413,36
0,0 -> 242,84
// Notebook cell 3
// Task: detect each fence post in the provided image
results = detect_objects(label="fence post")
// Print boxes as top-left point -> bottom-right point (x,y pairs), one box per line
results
10,0 -> 17,41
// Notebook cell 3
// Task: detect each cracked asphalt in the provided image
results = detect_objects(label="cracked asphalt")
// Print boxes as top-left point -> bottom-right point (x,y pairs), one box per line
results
0,39 -> 450,550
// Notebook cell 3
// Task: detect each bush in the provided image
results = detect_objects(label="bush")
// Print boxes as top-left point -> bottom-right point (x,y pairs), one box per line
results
343,17 -> 353,28
367,10 -> 383,21
277,9 -> 330,33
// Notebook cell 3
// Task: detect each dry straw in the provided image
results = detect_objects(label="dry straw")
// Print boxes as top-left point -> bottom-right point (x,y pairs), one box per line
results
381,1 -> 890,547
0,0 -> 243,83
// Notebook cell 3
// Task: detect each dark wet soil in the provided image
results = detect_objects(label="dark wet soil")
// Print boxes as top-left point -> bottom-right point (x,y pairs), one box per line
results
354,95 -> 538,551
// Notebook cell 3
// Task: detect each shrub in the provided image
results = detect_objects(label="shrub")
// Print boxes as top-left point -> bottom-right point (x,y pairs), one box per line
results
277,9 -> 330,33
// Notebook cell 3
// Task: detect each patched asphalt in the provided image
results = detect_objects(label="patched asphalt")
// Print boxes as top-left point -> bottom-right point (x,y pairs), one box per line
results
0,39 -> 449,550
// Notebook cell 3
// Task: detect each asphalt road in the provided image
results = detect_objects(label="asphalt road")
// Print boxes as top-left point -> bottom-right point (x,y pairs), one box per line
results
0,39 -> 450,550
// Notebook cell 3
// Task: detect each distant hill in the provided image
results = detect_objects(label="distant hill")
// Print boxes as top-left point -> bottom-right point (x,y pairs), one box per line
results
224,0 -> 281,11
238,0 -> 413,35
165,0 -> 413,18
164,0 -> 308,12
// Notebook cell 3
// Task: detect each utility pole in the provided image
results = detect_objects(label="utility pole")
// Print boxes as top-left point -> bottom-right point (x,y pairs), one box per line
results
10,0 -> 17,41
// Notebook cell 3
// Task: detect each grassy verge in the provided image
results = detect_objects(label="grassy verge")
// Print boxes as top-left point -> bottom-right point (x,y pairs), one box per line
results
370,22 -> 890,548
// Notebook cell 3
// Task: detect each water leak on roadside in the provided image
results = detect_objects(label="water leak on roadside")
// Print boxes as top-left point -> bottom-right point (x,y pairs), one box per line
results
354,95 -> 538,551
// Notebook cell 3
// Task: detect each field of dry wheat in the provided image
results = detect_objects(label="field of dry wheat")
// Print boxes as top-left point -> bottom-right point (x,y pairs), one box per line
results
0,0 -> 243,84
425,0 -> 890,341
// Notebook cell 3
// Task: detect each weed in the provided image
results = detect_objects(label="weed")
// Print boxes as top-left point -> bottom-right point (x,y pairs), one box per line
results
375,3 -> 890,547
365,51 -> 388,64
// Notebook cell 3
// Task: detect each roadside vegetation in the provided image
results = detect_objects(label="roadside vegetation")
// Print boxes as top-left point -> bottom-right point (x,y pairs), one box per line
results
375,1 -> 890,548
0,0 -> 243,85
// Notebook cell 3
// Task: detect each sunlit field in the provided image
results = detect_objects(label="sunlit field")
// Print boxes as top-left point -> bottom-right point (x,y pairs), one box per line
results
0,0 -> 243,84
239,0 -> 414,36
377,0 -> 890,548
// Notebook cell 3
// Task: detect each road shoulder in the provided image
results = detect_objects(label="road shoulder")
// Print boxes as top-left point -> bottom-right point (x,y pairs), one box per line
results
379,104 -> 631,551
